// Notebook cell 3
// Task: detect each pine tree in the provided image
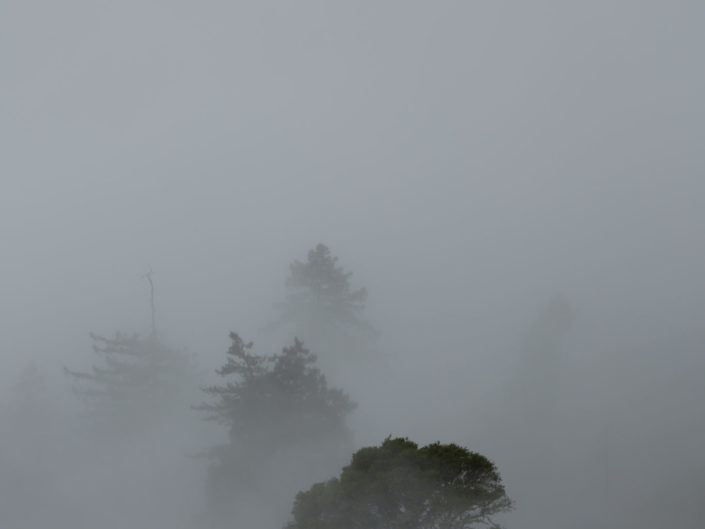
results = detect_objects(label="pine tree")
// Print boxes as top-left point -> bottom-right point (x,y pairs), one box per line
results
65,331 -> 193,433
269,244 -> 377,371
198,333 -> 356,526
65,273 -> 194,434
200,333 -> 354,445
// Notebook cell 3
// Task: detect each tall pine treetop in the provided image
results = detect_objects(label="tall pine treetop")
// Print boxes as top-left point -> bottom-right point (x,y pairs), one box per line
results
272,244 -> 375,339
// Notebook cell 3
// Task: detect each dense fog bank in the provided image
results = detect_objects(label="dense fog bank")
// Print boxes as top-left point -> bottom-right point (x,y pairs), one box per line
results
2,2 -> 704,528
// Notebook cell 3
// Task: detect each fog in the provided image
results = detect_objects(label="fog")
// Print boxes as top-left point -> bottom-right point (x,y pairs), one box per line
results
2,1 -> 704,528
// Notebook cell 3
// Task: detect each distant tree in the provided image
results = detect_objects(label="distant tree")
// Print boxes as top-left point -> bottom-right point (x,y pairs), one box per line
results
1,364 -> 71,529
3,363 -> 59,450
522,295 -> 575,364
513,295 -> 576,419
269,244 -> 376,368
65,331 -> 194,433
286,437 -> 512,529
199,333 -> 355,445
198,333 -> 356,523
9,363 -> 49,425
65,271 -> 196,434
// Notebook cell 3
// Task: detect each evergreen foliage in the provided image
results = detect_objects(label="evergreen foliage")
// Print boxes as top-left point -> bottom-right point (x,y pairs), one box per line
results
287,437 -> 512,529
65,331 -> 193,431
199,333 -> 355,446
271,244 -> 375,339
198,333 -> 356,521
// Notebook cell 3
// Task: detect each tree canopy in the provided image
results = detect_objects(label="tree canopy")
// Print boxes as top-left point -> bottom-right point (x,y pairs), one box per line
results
199,333 -> 356,446
198,333 -> 357,523
271,244 -> 375,338
287,437 -> 512,529
65,331 -> 193,433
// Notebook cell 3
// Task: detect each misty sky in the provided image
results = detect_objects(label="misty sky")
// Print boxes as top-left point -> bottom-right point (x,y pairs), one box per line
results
4,1 -> 703,367
1,3 -> 705,526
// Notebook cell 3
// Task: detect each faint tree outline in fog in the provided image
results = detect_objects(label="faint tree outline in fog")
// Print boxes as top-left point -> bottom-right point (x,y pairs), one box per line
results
267,243 -> 378,373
